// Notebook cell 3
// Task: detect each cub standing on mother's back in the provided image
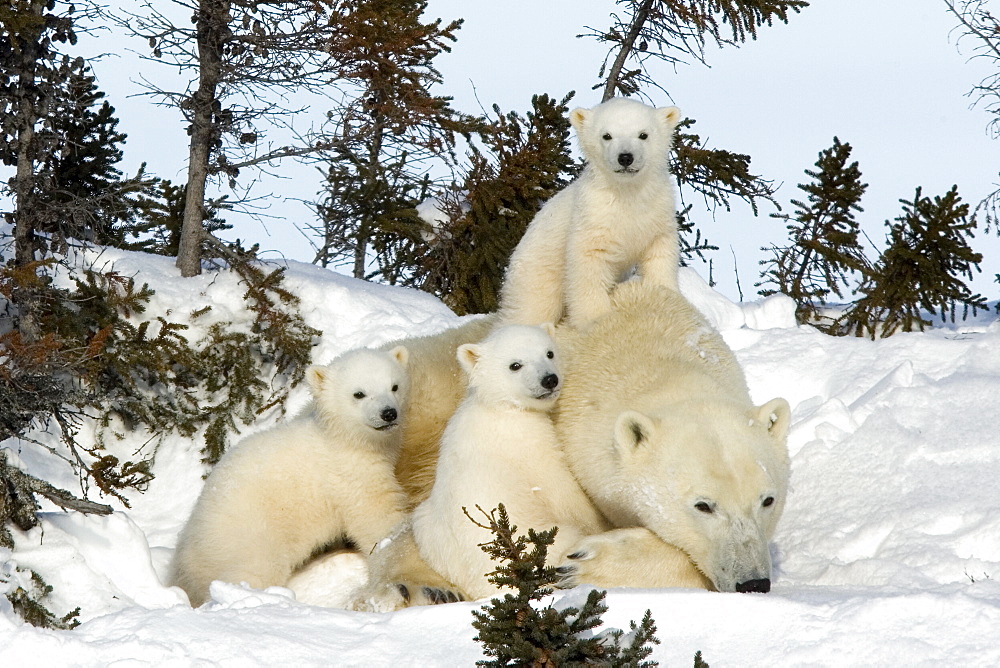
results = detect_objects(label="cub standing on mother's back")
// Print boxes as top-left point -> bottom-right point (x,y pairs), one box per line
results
500,97 -> 683,329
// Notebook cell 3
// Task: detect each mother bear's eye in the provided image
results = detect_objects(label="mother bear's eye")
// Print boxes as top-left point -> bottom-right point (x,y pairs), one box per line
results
602,133 -> 612,141
694,502 -> 714,514
638,132 -> 648,140
546,350 -> 554,359
762,496 -> 775,508
509,362 -> 522,371
353,391 -> 366,399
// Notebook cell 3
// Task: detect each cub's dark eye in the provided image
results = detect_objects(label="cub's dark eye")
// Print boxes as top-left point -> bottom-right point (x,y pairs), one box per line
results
509,362 -> 522,371
391,384 -> 399,392
353,391 -> 366,399
602,133 -> 612,141
762,496 -> 775,508
695,502 -> 714,514
546,350 -> 554,359
638,132 -> 649,140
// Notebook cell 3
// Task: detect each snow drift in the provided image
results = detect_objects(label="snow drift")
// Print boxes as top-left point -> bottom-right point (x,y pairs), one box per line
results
2,251 -> 999,666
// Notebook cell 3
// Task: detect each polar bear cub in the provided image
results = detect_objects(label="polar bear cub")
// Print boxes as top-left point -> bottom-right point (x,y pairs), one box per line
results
411,324 -> 607,600
170,346 -> 411,607
500,97 -> 683,329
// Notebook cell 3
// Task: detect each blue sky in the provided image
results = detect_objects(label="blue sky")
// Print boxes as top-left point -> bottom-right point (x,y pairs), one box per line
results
76,0 -> 1000,302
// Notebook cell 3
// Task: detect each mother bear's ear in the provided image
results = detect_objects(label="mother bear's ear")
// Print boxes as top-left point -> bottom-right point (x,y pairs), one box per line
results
755,398 -> 791,442
613,410 -> 657,458
456,343 -> 482,376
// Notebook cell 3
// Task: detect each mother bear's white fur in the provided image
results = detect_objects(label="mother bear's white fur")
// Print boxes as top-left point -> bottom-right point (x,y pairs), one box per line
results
554,281 -> 791,593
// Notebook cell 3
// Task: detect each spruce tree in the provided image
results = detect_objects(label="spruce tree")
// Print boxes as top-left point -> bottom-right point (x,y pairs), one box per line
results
414,94 -> 577,315
125,180 -> 232,256
470,505 -> 660,667
307,0 -> 478,282
313,146 -> 431,282
1,0 -> 91,340
944,0 -> 1000,229
36,61 -> 160,250
837,185 -> 988,338
121,0 -> 474,277
758,137 -> 869,326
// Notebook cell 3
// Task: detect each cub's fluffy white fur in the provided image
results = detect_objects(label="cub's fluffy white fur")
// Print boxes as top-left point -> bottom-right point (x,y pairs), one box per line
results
411,324 -> 607,599
170,346 -> 410,607
500,97 -> 683,328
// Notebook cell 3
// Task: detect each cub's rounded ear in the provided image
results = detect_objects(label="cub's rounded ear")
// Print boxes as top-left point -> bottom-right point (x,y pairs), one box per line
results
389,345 -> 409,368
539,322 -> 557,339
306,365 -> 327,395
662,106 -> 682,129
456,343 -> 481,375
569,107 -> 590,129
756,398 -> 791,441
613,410 -> 656,457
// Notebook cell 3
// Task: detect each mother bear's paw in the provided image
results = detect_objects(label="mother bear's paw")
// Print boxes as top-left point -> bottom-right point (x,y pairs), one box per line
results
555,527 -> 713,591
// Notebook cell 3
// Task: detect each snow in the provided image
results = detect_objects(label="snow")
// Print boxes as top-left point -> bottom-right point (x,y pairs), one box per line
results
2,254 -> 1000,666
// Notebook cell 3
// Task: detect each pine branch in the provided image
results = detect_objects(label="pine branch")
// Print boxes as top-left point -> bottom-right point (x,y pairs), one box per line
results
602,0 -> 658,101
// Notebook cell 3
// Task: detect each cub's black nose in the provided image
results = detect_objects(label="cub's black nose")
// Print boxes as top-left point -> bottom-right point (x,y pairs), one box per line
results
617,152 -> 634,167
381,407 -> 398,423
541,374 -> 560,391
736,578 -> 771,594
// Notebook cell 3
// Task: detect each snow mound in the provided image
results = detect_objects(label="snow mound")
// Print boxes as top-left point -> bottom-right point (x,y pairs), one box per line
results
2,257 -> 999,665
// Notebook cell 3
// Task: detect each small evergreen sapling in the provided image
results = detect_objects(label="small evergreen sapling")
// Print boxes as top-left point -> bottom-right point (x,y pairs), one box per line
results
470,504 -> 660,667
758,137 -> 869,327
837,185 -> 988,338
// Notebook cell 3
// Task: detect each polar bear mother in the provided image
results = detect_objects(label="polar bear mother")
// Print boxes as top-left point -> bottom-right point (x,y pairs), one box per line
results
553,281 -> 791,594
356,282 -> 791,607
500,97 -> 682,328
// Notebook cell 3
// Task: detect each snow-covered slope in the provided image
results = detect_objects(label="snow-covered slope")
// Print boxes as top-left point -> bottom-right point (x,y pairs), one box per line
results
2,255 -> 999,666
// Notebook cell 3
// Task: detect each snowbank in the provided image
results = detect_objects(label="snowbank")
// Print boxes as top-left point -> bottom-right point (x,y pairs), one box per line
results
2,254 -> 1000,665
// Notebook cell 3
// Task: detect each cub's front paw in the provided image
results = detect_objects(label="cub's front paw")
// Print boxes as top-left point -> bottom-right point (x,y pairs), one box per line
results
348,581 -> 464,612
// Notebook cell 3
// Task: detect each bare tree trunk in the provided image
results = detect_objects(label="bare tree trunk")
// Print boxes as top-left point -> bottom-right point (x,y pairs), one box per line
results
9,0 -> 47,341
176,0 -> 230,277
352,118 -> 386,279
11,1 -> 44,269
177,134 -> 210,277
602,0 -> 656,102
12,82 -> 38,269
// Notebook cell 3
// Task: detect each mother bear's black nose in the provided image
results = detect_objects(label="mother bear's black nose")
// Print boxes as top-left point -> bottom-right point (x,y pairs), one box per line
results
617,152 -> 634,167
541,373 -> 560,390
736,578 -> 771,593
381,407 -> 398,423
